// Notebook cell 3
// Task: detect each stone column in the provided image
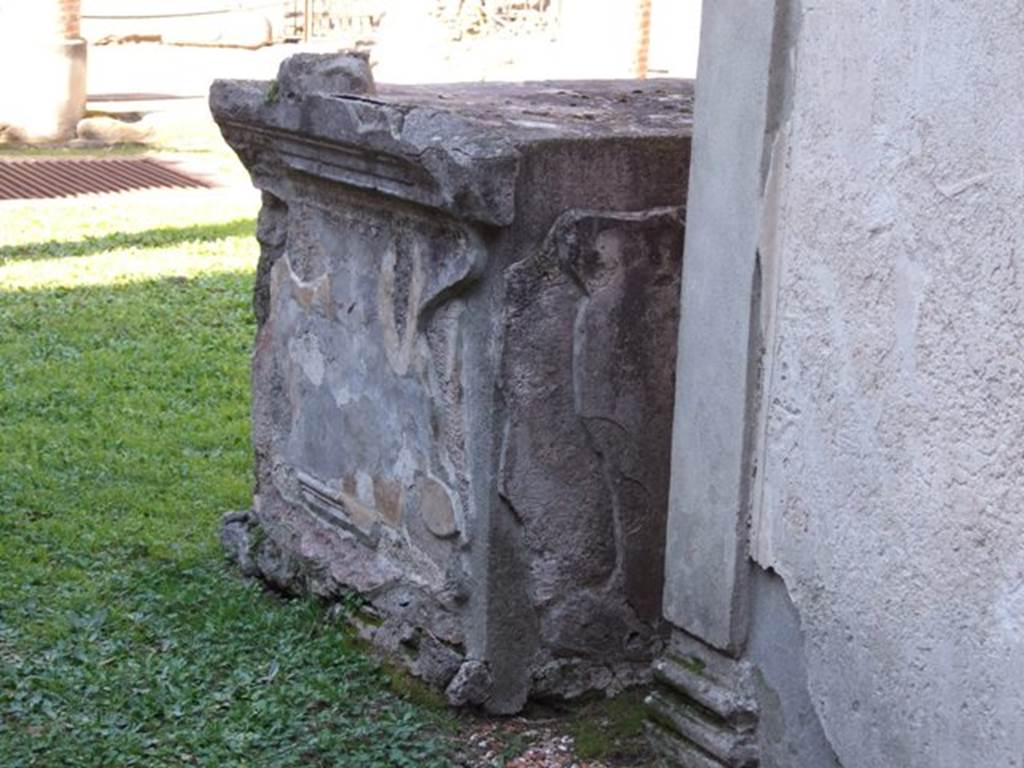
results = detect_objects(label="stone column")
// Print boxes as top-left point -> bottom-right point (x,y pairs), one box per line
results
0,0 -> 87,144
646,1 -> 778,765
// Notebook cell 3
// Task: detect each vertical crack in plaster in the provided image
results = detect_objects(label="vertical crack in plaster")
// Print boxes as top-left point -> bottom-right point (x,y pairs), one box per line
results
750,127 -> 789,568
750,0 -> 802,576
746,3 -> 847,765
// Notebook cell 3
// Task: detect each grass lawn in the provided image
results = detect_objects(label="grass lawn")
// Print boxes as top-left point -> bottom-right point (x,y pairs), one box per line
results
0,189 -> 454,767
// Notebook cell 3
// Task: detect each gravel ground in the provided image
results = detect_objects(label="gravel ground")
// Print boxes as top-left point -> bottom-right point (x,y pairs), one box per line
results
456,716 -> 624,768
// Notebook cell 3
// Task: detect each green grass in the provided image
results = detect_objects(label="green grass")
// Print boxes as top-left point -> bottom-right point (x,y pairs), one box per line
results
0,193 -> 454,767
568,689 -> 650,762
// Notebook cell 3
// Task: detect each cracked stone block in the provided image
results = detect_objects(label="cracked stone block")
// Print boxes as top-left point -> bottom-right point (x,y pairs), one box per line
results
211,53 -> 693,714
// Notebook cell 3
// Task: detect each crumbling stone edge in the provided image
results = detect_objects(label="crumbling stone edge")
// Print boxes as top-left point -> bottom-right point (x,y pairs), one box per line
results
220,509 -> 495,706
221,510 -> 652,708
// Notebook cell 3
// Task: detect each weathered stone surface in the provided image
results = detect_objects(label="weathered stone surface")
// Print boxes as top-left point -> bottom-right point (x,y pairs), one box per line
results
502,209 -> 683,635
211,53 -> 692,713
531,657 -> 653,703
275,51 -> 375,99
253,191 -> 288,327
446,660 -> 493,708
219,510 -> 259,578
408,632 -> 463,688
419,477 -> 459,539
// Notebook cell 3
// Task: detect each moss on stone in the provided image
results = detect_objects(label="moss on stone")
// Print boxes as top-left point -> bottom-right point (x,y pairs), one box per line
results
569,688 -> 650,761
264,79 -> 280,104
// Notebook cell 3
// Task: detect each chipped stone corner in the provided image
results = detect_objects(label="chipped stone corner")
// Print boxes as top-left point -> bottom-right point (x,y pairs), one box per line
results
446,660 -> 493,707
219,503 -> 472,693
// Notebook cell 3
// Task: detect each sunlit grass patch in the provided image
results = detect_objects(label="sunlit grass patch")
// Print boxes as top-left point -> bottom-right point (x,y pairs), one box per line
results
0,233 -> 256,290
0,188 -> 259,252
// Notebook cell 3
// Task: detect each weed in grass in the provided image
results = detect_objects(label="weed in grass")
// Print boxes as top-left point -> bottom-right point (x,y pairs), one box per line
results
383,662 -> 454,717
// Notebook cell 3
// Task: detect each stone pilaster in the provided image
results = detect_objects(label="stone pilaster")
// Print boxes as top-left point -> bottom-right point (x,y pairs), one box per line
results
651,0 -> 779,764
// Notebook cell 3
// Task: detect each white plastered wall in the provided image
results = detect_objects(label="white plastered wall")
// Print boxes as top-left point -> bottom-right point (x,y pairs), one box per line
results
750,2 -> 1024,765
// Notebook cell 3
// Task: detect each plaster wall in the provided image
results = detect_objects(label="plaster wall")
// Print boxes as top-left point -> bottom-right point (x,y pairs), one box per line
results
750,1 -> 1024,766
746,568 -> 839,768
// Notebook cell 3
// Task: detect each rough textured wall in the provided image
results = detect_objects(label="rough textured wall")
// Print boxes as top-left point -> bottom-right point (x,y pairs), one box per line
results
501,207 -> 684,702
752,2 -> 1024,766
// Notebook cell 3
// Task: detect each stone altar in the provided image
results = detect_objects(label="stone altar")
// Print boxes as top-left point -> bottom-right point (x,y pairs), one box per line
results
212,54 -> 692,714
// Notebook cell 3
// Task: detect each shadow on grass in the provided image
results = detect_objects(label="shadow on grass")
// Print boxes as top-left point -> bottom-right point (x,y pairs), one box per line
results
0,268 -> 455,768
0,217 -> 255,264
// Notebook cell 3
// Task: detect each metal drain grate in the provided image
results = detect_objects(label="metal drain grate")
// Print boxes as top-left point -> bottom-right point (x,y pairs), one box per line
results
0,157 -> 214,201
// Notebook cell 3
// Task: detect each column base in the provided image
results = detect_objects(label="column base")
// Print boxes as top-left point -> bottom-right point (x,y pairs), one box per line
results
646,629 -> 760,767
0,38 -> 86,144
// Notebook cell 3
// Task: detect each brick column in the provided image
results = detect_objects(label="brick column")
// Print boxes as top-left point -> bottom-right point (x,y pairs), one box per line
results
634,0 -> 651,78
61,0 -> 82,39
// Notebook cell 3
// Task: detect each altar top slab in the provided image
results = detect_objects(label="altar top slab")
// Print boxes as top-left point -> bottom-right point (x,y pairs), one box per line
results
212,77 -> 693,143
211,63 -> 692,225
